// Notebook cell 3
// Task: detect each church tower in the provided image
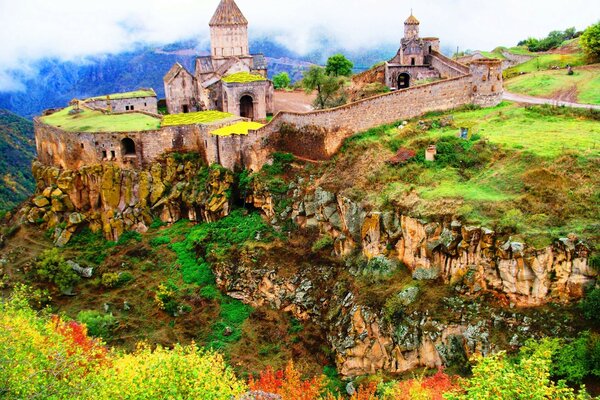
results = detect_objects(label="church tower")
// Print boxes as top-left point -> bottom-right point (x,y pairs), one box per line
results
209,0 -> 250,58
404,12 -> 420,40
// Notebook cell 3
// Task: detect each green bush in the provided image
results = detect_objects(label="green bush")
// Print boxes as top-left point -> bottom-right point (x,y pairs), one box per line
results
312,235 -> 334,252
34,248 -> 80,293
150,235 -> 171,247
116,230 -> 142,246
76,310 -> 117,339
273,72 -> 291,89
199,285 -> 220,300
499,208 -> 525,232
101,273 -> 121,288
446,338 -> 590,400
553,334 -> 591,384
580,22 -> 600,60
580,288 -> 600,322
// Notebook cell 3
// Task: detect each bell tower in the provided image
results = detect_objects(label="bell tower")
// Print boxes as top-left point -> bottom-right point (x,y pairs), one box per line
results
209,0 -> 250,58
404,11 -> 420,40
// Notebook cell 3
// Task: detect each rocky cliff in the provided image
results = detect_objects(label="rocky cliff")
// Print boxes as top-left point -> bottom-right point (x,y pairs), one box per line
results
19,160 -> 596,377
23,156 -> 233,244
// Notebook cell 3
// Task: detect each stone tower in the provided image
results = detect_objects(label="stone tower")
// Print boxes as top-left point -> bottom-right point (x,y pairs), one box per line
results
404,12 -> 420,40
209,0 -> 249,59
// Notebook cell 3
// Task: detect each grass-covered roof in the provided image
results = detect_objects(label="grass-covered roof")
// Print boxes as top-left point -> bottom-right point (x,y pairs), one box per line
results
161,111 -> 234,127
210,121 -> 264,136
41,107 -> 161,132
222,72 -> 266,84
87,89 -> 157,101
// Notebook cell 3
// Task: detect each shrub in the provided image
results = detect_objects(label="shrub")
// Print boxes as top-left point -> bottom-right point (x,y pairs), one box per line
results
580,22 -> 600,60
445,338 -> 590,400
580,288 -> 600,322
76,310 -> 118,339
89,344 -> 246,399
116,230 -> 142,246
312,235 -> 334,252
149,235 -> 171,247
34,248 -> 80,293
101,272 -> 121,288
199,285 -> 220,300
553,334 -> 591,384
273,72 -> 292,89
248,361 -> 325,400
498,208 -> 524,232
0,286 -> 107,399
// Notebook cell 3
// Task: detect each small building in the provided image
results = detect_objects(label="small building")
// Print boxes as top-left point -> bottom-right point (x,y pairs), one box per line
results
163,0 -> 274,121
84,89 -> 158,114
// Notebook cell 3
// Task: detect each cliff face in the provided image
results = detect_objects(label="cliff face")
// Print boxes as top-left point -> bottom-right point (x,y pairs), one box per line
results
251,183 -> 595,307
24,157 -> 233,244
211,179 -> 595,376
20,162 -> 596,377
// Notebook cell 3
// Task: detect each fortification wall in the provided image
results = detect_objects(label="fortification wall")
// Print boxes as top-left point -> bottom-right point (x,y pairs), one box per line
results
430,51 -> 470,78
34,120 -> 206,170
240,75 -> 473,169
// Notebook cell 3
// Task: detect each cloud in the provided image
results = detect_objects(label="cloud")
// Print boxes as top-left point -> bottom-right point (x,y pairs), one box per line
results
0,0 -> 599,91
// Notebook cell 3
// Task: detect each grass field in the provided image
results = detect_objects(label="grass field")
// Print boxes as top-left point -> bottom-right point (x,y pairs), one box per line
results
424,102 -> 600,157
162,111 -> 234,127
317,102 -> 600,244
211,121 -> 264,136
505,65 -> 600,104
41,107 -> 161,132
505,52 -> 587,76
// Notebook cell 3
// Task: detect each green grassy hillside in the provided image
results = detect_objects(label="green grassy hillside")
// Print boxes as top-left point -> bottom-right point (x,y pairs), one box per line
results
506,65 -> 600,104
318,102 -> 600,248
0,110 -> 35,213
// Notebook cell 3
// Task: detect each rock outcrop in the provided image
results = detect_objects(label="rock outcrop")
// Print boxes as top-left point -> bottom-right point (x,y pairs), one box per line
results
250,182 -> 596,307
23,157 -> 233,244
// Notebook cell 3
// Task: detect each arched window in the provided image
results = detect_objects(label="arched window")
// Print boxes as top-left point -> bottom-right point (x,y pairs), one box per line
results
121,138 -> 136,156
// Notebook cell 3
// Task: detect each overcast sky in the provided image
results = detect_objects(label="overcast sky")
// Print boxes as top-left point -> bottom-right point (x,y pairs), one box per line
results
1,0 -> 599,91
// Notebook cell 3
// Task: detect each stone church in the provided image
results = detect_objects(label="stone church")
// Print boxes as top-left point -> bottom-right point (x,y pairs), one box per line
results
164,0 -> 274,120
385,13 -> 444,89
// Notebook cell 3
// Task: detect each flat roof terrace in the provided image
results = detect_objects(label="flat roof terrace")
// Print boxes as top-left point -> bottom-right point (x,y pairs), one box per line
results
40,107 -> 161,132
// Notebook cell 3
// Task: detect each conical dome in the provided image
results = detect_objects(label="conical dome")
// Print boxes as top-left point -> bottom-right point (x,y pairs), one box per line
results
405,14 -> 420,25
209,0 -> 248,26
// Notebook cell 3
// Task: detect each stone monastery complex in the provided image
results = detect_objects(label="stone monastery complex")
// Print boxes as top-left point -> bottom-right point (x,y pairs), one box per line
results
34,0 -> 503,174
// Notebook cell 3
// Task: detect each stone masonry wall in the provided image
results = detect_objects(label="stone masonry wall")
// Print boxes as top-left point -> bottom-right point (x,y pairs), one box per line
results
35,120 -> 201,170
85,97 -> 158,114
239,75 -> 474,170
429,51 -> 470,78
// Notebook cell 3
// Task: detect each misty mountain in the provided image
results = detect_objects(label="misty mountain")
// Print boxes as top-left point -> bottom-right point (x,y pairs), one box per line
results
0,109 -> 35,211
0,38 -> 397,119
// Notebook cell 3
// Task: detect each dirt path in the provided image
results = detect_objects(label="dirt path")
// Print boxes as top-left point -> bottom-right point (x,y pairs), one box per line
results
273,90 -> 315,114
503,91 -> 600,110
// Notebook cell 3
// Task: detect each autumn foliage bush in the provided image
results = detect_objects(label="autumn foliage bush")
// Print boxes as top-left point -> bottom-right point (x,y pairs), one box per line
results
248,361 -> 325,400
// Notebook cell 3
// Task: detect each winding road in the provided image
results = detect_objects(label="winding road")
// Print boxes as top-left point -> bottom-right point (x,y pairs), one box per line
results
503,91 -> 600,110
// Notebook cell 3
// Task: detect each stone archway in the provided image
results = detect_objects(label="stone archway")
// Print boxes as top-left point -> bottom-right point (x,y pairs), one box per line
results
240,95 -> 254,120
121,138 -> 136,155
398,73 -> 410,89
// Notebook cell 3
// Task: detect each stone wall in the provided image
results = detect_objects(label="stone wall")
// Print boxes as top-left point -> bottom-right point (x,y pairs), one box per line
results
239,75 -> 474,169
429,51 -> 470,78
85,96 -> 158,114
